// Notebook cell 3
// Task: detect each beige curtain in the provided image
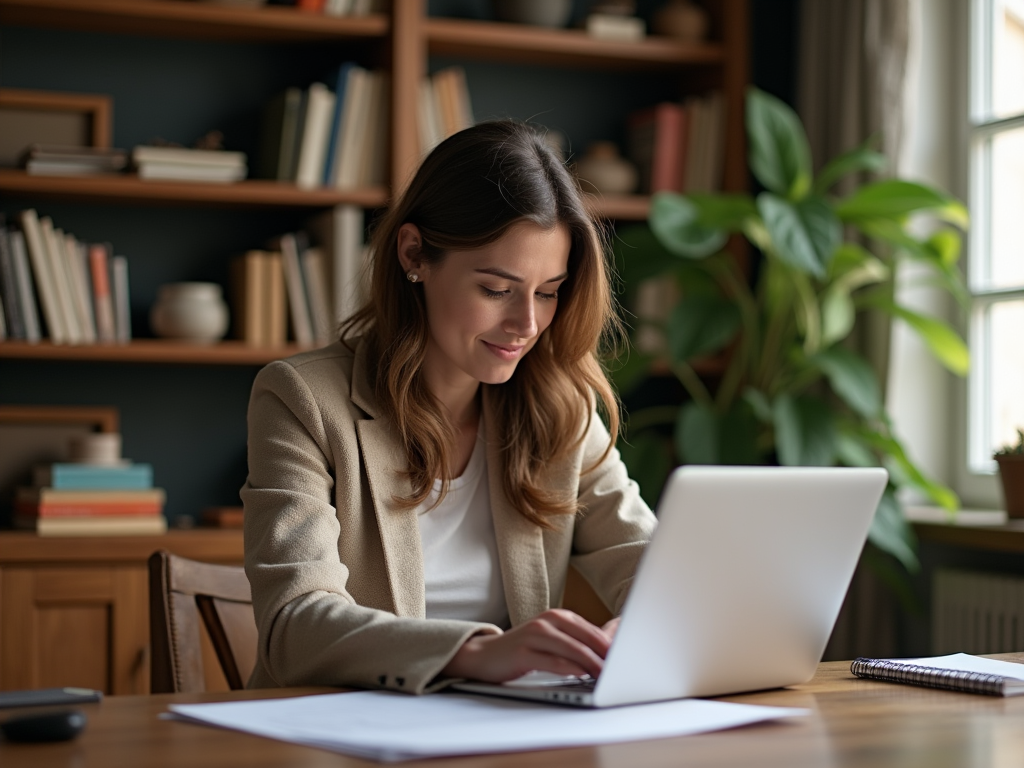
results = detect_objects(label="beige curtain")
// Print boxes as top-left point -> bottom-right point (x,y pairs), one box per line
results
797,0 -> 911,661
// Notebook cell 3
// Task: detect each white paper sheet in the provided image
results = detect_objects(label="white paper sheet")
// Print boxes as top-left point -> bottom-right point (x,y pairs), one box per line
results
902,653 -> 1024,680
168,691 -> 808,762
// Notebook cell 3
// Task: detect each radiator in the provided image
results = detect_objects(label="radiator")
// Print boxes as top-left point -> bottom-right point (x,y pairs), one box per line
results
932,569 -> 1024,655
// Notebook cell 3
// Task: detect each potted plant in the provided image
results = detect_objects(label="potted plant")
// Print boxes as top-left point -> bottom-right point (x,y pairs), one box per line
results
994,429 -> 1024,518
612,87 -> 970,574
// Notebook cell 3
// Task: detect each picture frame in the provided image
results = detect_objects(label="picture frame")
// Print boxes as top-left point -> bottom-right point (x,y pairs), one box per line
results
0,405 -> 120,526
0,87 -> 113,167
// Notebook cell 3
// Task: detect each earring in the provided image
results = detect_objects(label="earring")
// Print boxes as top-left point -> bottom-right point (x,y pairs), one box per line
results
407,272 -> 419,283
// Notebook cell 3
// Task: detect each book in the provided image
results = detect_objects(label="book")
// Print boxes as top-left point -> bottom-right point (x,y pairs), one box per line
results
8,230 -> 42,342
203,505 -> 244,528
323,63 -> 357,186
136,163 -> 247,183
258,87 -> 303,181
0,221 -> 26,340
131,146 -> 247,167
33,462 -> 154,490
14,515 -> 168,536
851,654 -> 1024,697
332,66 -> 370,189
265,251 -> 287,345
40,217 -> 82,343
359,71 -> 390,187
19,209 -> 67,343
294,82 -> 336,189
301,246 -> 333,344
277,233 -> 314,345
16,501 -> 165,518
89,243 -> 117,343
21,144 -> 128,176
627,102 -> 686,194
306,204 -> 365,327
231,250 -> 267,346
63,233 -> 97,343
418,77 -> 444,155
17,487 -> 166,505
111,255 -> 131,343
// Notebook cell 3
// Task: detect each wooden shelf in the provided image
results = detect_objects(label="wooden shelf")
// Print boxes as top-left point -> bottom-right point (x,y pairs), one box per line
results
426,17 -> 725,70
0,339 -> 309,366
0,0 -> 388,41
0,170 -> 389,209
913,519 -> 1024,554
586,194 -> 650,221
0,529 -> 243,564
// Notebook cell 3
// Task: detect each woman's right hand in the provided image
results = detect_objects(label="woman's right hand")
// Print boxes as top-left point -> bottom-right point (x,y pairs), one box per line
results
440,609 -> 613,683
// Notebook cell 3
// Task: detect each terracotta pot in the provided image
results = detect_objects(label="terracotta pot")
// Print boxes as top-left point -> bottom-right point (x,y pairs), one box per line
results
652,0 -> 710,43
996,454 -> 1024,518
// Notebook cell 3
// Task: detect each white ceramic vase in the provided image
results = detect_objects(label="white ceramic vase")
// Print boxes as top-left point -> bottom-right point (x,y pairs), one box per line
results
150,282 -> 229,343
575,141 -> 638,195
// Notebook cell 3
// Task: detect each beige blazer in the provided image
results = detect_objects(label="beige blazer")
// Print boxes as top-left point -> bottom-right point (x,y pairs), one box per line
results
241,337 -> 656,694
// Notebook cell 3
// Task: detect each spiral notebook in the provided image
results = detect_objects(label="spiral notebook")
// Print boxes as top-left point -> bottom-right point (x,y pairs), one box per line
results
851,653 -> 1024,696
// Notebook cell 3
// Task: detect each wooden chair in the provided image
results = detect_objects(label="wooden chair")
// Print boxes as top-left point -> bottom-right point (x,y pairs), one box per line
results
148,549 -> 257,693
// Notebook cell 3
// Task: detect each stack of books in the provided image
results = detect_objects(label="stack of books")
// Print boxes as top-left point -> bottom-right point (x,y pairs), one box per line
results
293,0 -> 384,15
229,206 -> 365,347
0,211 -> 131,345
259,63 -> 390,190
19,145 -> 128,177
131,146 -> 248,183
626,91 -> 725,194
14,461 -> 167,536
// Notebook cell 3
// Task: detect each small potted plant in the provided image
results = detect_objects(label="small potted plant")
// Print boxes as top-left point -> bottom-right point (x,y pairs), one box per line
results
995,429 -> 1024,518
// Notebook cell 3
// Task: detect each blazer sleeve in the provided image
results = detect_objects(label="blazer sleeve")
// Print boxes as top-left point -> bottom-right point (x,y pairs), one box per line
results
569,413 -> 657,615
241,360 -> 499,694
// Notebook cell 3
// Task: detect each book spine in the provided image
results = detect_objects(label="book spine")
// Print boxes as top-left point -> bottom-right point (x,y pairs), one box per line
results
9,231 -> 42,342
265,252 -> 287,345
19,209 -> 66,343
279,233 -> 314,346
850,658 -> 1009,696
65,234 -> 97,343
17,501 -> 164,518
295,83 -> 336,190
111,255 -> 132,343
0,225 -> 26,339
41,218 -> 82,344
89,244 -> 117,343
34,463 -> 154,490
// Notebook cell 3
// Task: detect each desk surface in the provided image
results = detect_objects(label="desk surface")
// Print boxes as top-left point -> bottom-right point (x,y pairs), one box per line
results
4,655 -> 1024,767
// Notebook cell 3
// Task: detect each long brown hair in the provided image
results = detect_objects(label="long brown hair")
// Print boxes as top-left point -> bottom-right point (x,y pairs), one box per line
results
342,120 -> 622,526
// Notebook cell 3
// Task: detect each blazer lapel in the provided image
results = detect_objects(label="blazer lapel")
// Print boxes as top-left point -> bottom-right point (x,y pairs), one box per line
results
352,340 -> 425,619
482,389 -> 550,625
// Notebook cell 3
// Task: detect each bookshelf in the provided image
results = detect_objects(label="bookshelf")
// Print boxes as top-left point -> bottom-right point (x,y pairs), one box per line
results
0,0 -> 748,518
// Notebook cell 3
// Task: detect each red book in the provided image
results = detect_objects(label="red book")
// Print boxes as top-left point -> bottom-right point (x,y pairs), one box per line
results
16,501 -> 164,518
297,0 -> 325,10
626,103 -> 686,194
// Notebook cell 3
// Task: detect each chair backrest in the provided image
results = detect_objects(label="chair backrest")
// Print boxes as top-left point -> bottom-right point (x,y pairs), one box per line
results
148,549 -> 257,694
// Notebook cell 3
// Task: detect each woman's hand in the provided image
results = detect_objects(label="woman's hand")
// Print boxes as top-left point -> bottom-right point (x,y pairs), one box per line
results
441,609 -> 613,683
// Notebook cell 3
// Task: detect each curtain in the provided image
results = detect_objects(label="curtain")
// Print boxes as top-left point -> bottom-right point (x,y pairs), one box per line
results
797,0 -> 912,661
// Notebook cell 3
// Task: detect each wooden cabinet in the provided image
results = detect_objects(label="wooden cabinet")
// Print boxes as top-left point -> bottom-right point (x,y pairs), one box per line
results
0,530 -> 242,694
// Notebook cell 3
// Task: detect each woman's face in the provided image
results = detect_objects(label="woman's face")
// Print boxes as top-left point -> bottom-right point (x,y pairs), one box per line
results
400,220 -> 570,393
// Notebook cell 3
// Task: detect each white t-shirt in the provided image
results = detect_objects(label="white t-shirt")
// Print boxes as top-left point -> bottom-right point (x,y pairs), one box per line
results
416,428 -> 509,628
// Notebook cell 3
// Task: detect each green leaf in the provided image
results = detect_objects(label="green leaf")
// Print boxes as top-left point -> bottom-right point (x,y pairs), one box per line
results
887,304 -> 970,376
857,427 -> 960,511
676,401 -> 718,464
743,388 -> 773,423
608,349 -> 654,398
813,140 -> 888,194
685,193 -> 758,230
613,224 -> 684,286
836,179 -> 969,229
835,429 -> 879,468
757,193 -> 840,278
649,193 -> 726,259
718,400 -> 763,465
746,87 -> 812,199
772,394 -> 838,466
929,229 -> 961,268
868,489 -> 920,572
666,294 -> 741,364
813,346 -> 882,418
820,288 -> 855,346
618,431 -> 673,508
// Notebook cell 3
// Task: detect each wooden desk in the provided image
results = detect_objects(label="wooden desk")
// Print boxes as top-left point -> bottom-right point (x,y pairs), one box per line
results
3,656 -> 1024,767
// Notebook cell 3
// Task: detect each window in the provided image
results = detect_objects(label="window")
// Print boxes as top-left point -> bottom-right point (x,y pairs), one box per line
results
967,0 -> 1024,471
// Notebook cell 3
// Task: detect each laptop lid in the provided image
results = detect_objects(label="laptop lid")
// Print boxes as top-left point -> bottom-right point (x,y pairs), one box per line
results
592,465 -> 887,707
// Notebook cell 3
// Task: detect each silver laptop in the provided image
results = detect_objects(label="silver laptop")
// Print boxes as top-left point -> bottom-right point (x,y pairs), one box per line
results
452,465 -> 887,707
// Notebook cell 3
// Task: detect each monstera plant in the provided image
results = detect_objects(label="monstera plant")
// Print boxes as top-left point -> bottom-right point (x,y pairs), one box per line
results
613,87 -> 969,577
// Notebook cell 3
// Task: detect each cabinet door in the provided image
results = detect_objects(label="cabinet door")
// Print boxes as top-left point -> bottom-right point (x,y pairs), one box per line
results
0,565 -> 149,694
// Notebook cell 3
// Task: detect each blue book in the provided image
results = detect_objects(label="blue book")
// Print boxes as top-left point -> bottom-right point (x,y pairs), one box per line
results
323,62 -> 356,186
33,463 -> 154,490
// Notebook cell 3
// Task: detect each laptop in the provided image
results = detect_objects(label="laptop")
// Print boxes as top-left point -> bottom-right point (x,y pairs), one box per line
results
452,465 -> 888,707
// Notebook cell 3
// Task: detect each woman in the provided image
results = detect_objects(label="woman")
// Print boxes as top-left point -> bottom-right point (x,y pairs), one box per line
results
242,120 -> 656,694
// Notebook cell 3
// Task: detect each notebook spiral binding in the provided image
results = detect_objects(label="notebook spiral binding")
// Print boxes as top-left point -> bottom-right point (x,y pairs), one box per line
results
851,657 -> 1010,696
